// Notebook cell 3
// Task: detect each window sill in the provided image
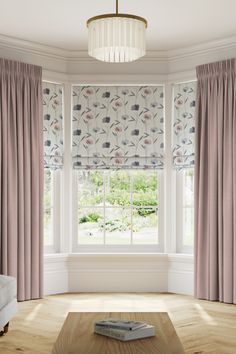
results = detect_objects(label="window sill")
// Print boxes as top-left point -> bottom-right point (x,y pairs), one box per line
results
44,253 -> 193,260
72,244 -> 164,254
44,253 -> 68,260
68,252 -> 167,258
168,253 -> 193,260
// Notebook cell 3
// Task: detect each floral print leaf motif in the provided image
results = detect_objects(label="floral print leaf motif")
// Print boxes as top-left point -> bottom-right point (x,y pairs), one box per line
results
72,86 -> 164,169
43,82 -> 64,169
172,81 -> 196,169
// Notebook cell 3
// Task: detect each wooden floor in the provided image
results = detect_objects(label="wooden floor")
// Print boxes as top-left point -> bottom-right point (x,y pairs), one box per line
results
0,293 -> 235,354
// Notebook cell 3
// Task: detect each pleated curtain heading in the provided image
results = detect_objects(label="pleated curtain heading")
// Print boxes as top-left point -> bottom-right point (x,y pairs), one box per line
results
72,86 -> 164,170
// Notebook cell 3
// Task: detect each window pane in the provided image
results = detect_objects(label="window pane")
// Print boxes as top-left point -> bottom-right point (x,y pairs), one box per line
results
132,171 -> 158,193
44,169 -> 53,246
183,169 -> 194,247
105,207 -> 131,244
132,207 -> 158,244
75,170 -> 159,248
131,171 -> 158,244
78,207 -> 104,244
132,171 -> 158,209
77,171 -> 104,206
105,170 -> 131,207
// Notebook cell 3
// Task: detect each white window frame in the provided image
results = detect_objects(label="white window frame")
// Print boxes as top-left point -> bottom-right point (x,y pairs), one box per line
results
72,169 -> 164,253
44,170 -> 62,254
176,169 -> 194,254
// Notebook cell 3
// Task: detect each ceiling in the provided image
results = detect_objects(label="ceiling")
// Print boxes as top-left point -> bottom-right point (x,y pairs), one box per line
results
0,0 -> 236,52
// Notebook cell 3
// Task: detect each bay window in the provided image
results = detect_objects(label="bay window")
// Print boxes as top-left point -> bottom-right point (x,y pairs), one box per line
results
42,81 -> 196,255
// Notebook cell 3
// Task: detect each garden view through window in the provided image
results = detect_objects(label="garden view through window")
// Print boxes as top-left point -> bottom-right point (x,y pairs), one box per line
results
76,170 -> 159,245
44,169 -> 53,247
182,169 -> 194,248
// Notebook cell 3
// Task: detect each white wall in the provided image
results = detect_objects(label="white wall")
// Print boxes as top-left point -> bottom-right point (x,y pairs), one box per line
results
1,34 -> 235,297
44,254 -> 68,295
168,254 -> 194,295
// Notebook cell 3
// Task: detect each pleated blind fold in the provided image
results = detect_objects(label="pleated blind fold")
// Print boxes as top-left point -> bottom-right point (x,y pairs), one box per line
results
43,82 -> 64,169
172,81 -> 196,168
72,86 -> 164,169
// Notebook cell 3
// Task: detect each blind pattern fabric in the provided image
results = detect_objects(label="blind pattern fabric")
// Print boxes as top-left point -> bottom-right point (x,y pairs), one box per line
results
43,82 -> 64,169
173,81 -> 196,168
72,86 -> 164,169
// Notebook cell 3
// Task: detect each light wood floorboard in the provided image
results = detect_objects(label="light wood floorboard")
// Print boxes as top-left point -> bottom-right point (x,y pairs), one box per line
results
0,293 -> 235,354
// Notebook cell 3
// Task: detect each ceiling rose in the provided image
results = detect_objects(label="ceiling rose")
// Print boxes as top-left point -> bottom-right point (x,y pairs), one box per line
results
87,0 -> 147,63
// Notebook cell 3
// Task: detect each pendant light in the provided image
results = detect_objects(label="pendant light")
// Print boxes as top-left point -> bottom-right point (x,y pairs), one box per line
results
87,0 -> 147,63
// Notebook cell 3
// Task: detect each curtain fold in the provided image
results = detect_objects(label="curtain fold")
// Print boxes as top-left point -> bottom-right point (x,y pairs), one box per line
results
0,58 -> 43,301
195,58 -> 236,304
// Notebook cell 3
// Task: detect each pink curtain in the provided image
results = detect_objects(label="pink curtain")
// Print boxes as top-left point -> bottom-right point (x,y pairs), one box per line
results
195,59 -> 236,304
0,58 -> 43,301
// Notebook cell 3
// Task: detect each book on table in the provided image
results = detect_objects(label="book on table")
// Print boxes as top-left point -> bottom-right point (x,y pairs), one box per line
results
95,318 -> 147,331
94,318 -> 155,341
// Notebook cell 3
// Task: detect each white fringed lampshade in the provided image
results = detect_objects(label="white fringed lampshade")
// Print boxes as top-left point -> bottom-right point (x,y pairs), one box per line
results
87,14 -> 147,63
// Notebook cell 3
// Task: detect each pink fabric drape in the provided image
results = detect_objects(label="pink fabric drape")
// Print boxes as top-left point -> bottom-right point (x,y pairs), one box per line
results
195,59 -> 236,304
0,58 -> 43,301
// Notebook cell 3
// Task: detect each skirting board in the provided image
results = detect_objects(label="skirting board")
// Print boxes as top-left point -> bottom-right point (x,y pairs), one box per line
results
44,253 -> 193,295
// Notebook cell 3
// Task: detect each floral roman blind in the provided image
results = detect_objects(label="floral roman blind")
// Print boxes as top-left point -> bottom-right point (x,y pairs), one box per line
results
172,81 -> 196,168
43,82 -> 64,169
72,86 -> 164,169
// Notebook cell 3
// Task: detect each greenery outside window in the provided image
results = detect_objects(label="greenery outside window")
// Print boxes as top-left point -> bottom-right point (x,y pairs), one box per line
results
176,169 -> 194,253
73,170 -> 163,252
44,169 -> 61,253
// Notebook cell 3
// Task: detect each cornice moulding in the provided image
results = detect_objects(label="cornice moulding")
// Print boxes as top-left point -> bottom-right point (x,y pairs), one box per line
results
1,33 -> 236,64
66,50 -> 168,63
0,34 -> 167,62
168,36 -> 236,62
0,34 -> 68,60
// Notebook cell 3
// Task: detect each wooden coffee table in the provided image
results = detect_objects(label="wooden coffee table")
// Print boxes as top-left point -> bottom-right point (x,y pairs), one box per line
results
52,312 -> 185,354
